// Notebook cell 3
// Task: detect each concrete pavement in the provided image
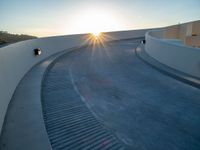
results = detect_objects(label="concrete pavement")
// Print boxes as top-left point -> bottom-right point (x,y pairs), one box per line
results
42,39 -> 200,149
1,38 -> 200,150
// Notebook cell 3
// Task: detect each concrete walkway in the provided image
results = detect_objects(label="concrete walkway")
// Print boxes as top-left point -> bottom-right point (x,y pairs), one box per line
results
1,38 -> 200,150
42,39 -> 200,150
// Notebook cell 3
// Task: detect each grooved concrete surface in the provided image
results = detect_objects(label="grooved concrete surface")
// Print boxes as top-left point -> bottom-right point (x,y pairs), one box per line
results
42,39 -> 200,150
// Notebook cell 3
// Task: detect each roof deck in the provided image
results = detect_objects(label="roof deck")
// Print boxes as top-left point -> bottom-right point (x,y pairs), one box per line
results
1,38 -> 200,150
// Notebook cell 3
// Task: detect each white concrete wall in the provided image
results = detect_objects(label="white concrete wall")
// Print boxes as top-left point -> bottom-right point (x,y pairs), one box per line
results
0,29 -> 149,134
145,30 -> 200,78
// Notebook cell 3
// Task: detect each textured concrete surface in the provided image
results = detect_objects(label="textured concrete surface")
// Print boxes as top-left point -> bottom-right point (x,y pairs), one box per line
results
42,39 -> 200,150
1,38 -> 200,150
0,29 -> 149,134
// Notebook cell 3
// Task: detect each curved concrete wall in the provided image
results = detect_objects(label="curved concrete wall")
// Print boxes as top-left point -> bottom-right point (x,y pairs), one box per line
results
145,29 -> 200,78
0,29 -> 149,134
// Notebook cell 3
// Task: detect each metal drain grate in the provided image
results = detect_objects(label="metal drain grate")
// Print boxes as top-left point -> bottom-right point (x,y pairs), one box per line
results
42,62 -> 125,150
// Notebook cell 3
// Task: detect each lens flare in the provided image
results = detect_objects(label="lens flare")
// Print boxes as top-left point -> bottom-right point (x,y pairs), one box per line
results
93,32 -> 100,36
92,32 -> 101,39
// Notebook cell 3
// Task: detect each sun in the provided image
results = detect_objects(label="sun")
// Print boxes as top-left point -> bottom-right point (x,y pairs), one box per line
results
92,32 -> 100,37
67,8 -> 123,35
92,32 -> 101,39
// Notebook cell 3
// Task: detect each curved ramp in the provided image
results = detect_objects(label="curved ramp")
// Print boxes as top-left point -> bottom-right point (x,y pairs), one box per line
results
42,39 -> 200,150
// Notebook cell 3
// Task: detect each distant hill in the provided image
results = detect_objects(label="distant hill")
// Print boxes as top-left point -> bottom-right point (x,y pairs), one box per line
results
0,31 -> 37,45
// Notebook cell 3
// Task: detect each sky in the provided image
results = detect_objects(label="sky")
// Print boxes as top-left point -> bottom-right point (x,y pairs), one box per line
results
0,0 -> 200,37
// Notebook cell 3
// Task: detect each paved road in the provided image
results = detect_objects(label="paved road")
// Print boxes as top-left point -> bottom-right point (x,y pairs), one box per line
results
42,39 -> 200,150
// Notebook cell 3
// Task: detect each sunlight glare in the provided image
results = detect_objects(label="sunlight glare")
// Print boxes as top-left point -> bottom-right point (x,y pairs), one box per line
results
92,32 -> 100,37
92,32 -> 101,39
67,8 -> 123,35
